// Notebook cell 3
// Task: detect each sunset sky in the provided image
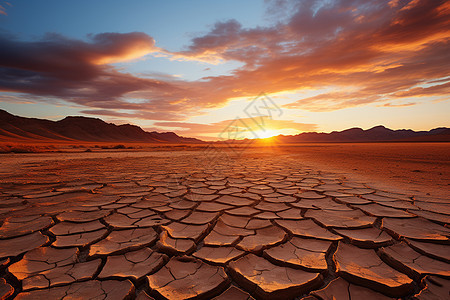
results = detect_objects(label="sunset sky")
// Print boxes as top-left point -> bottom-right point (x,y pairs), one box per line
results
0,0 -> 449,139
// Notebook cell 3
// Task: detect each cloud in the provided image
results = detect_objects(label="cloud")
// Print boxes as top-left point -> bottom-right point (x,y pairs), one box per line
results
0,1 -> 10,16
0,32 -> 156,88
0,32 -> 201,119
152,117 -> 317,138
284,91 -> 382,112
393,81 -> 450,97
0,0 -> 449,132
175,19 -> 282,65
79,109 -> 180,121
380,102 -> 416,107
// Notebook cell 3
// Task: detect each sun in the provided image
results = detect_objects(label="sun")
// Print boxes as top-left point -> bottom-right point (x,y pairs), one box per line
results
253,129 -> 279,139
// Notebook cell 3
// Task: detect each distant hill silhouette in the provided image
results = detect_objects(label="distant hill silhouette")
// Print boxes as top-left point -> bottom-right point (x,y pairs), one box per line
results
272,125 -> 450,142
0,109 -> 448,143
0,109 -> 202,143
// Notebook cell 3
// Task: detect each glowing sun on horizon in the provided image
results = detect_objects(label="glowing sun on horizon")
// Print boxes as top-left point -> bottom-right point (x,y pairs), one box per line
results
253,129 -> 279,139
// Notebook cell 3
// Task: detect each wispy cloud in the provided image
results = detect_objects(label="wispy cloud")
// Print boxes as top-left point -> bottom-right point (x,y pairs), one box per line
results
150,117 -> 317,138
393,82 -> 450,97
379,102 -> 417,107
0,0 -> 12,16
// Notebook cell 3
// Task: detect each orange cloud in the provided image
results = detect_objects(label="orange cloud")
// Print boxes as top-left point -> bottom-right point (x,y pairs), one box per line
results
380,102 -> 416,107
284,91 -> 381,112
86,32 -> 157,64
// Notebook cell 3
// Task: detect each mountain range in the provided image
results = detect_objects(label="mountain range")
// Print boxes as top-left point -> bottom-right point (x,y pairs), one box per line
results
271,125 -> 450,143
0,109 -> 202,143
0,109 -> 448,143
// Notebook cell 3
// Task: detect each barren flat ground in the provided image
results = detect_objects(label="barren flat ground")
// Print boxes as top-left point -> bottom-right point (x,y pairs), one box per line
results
0,143 -> 448,299
277,142 -> 450,198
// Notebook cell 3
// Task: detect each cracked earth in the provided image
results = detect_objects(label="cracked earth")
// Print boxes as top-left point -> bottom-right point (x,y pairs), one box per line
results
0,150 -> 448,299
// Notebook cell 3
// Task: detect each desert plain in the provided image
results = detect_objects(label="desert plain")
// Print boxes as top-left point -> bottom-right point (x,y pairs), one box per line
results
0,142 -> 448,299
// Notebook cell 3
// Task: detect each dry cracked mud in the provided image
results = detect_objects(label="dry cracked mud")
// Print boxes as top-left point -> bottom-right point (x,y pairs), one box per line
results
0,151 -> 448,299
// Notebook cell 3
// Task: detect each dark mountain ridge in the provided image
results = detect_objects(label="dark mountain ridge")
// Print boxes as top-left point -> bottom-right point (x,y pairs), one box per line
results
0,109 -> 202,143
273,125 -> 450,142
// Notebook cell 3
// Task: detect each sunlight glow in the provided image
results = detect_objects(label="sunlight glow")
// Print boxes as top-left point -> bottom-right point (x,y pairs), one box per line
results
253,129 -> 279,139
